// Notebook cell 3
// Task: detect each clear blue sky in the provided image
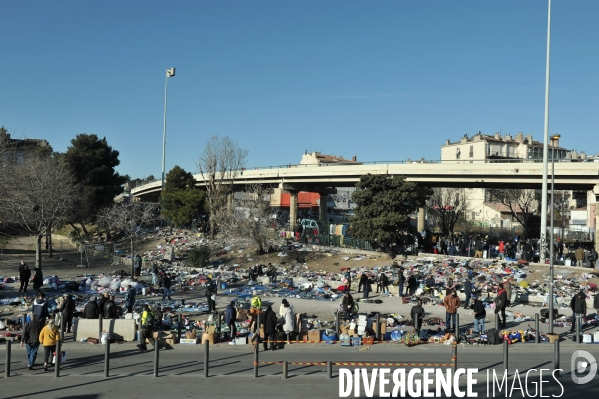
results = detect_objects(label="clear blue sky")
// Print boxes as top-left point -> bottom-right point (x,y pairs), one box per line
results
2,1 -> 598,180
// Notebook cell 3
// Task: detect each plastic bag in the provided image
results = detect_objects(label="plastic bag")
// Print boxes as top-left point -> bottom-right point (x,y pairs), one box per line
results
52,351 -> 67,364
101,331 -> 110,344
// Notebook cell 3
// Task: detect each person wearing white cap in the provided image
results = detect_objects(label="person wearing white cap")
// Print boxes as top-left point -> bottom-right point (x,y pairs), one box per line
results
251,290 -> 262,310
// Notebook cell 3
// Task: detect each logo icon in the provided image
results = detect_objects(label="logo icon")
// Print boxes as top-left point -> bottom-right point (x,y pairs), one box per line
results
571,350 -> 597,385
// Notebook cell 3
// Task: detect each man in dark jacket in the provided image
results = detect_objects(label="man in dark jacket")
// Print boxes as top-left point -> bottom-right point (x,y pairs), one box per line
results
570,291 -> 587,332
410,300 -> 425,331
471,295 -> 486,334
161,273 -> 172,301
19,262 -> 31,292
103,295 -> 117,319
494,284 -> 508,328
206,279 -> 217,312
358,273 -> 368,293
341,292 -> 354,320
59,293 -> 76,333
32,265 -> 43,295
262,305 -> 278,351
134,254 -> 142,277
20,314 -> 45,370
84,297 -> 99,319
31,293 -> 49,321
225,301 -> 237,340
463,277 -> 474,309
98,292 -> 109,315
124,285 -> 136,313
398,269 -> 406,297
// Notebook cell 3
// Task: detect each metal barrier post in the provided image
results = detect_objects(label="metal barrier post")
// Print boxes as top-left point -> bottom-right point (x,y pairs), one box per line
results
204,339 -> 209,378
327,360 -> 333,379
375,313 -> 380,341
254,339 -> 259,378
576,314 -> 581,344
503,339 -> 509,375
335,311 -> 340,336
99,314 -> 103,342
153,337 -> 159,377
415,315 -> 419,332
177,314 -> 182,341
104,338 -> 110,378
535,314 -> 540,344
5,340 -> 11,377
283,361 -> 288,379
495,313 -> 499,329
456,313 -> 460,335
54,339 -> 61,378
60,315 -> 65,343
217,311 -> 221,335
554,339 -> 560,377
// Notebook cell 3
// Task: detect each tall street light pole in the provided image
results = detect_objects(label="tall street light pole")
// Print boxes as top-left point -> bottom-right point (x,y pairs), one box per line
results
548,133 -> 560,334
540,0 -> 552,264
161,67 -> 176,190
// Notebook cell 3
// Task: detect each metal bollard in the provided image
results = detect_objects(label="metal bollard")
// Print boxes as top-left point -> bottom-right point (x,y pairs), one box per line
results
415,316 -> 419,332
554,339 -> 560,377
99,314 -> 103,343
177,314 -> 182,341
60,315 -> 65,343
503,339 -> 509,375
327,360 -> 333,379
153,338 -> 159,377
375,313 -> 380,341
535,314 -> 540,344
576,314 -> 582,344
217,311 -> 221,335
254,340 -> 259,378
335,312 -> 340,336
452,344 -> 457,375
55,339 -> 61,378
283,361 -> 288,379
5,340 -> 11,377
495,313 -> 499,329
456,313 -> 460,336
104,338 -> 110,378
204,339 -> 209,378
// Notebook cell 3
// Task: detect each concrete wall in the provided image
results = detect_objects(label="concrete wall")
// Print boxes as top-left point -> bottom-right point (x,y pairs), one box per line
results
74,318 -> 136,341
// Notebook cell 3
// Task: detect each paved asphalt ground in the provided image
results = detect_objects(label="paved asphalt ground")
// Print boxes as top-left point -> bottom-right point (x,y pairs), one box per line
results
1,339 -> 598,399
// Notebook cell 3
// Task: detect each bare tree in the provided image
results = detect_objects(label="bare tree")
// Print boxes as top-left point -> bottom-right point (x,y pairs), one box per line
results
487,188 -> 540,238
195,135 -> 248,238
97,202 -> 158,276
2,155 -> 78,270
216,184 -> 275,254
426,187 -> 471,235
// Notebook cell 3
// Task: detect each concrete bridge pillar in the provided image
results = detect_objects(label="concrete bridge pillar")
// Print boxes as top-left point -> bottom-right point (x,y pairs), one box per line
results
417,207 -> 426,232
319,194 -> 328,222
289,192 -> 298,231
595,200 -> 599,254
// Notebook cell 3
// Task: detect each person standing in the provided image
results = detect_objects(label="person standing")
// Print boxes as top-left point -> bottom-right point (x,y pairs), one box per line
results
19,262 -> 31,292
124,285 -> 136,314
341,292 -> 354,320
31,293 -> 50,321
281,301 -> 295,341
358,273 -> 368,293
570,291 -> 587,333
134,254 -> 143,277
410,300 -> 425,332
21,314 -> 45,370
463,277 -> 474,310
39,320 -> 60,372
98,292 -> 110,315
471,295 -> 486,334
137,304 -> 155,352
161,273 -> 172,301
378,273 -> 389,294
32,265 -> 43,295
250,290 -> 262,310
397,269 -> 406,297
408,274 -> 418,296
503,279 -> 513,307
151,261 -> 159,285
575,246 -> 585,267
225,301 -> 237,341
84,297 -> 99,319
58,294 -> 76,333
494,284 -> 508,328
206,280 -> 218,312
262,305 -> 278,351
103,295 -> 117,319
267,263 -> 277,284
362,275 -> 371,299
443,289 -> 460,333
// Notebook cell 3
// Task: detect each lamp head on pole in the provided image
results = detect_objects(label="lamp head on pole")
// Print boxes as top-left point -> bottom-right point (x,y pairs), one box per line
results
167,68 -> 176,78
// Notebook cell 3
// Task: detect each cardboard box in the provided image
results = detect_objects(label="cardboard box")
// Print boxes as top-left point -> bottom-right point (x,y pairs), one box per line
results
205,325 -> 216,334
185,331 -> 197,339
165,337 -> 178,346
296,332 -> 307,342
180,338 -> 197,345
373,323 -> 387,335
259,327 -> 264,339
237,309 -> 249,321
202,332 -> 215,345
146,338 -> 166,348
307,330 -> 321,342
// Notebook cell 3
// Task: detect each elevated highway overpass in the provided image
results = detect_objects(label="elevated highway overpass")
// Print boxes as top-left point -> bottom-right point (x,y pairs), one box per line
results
132,160 -> 599,200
